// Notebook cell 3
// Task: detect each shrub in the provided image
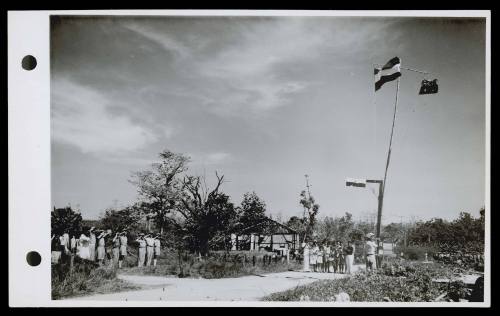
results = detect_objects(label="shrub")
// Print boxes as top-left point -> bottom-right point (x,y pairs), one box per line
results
119,249 -> 302,279
395,245 -> 437,260
51,258 -> 138,299
264,261 -> 472,302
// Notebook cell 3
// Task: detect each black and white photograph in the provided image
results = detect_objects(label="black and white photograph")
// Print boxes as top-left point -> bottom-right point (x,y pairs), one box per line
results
8,10 -> 490,306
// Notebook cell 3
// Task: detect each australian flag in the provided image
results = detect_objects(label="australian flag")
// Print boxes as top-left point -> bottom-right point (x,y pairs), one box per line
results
419,79 -> 439,95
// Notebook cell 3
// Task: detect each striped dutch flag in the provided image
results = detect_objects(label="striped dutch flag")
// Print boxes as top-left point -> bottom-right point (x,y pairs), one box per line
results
374,57 -> 401,91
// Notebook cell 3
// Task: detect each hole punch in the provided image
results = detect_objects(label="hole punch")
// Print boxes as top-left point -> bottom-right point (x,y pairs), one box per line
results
21,55 -> 37,70
26,251 -> 41,266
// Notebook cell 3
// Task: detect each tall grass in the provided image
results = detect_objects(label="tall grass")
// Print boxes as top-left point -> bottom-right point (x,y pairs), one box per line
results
394,245 -> 438,260
119,249 -> 302,279
51,258 -> 138,299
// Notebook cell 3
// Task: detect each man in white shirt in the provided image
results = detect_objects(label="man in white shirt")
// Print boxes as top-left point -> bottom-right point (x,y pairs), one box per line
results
70,235 -> 77,255
136,233 -> 146,267
62,232 -> 70,255
89,227 -> 96,262
145,234 -> 155,266
119,230 -> 128,268
153,234 -> 161,267
365,233 -> 377,272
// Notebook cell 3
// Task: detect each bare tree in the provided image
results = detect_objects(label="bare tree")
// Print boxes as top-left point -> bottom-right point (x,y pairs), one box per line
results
180,172 -> 238,255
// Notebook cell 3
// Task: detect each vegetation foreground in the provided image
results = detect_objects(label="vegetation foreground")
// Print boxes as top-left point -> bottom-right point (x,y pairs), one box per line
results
263,261 -> 483,302
52,251 -> 301,299
51,260 -> 139,300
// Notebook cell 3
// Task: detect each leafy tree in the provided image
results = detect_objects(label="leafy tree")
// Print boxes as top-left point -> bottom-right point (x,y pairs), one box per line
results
237,191 -> 268,234
51,207 -> 83,236
315,212 -> 354,243
130,150 -> 189,234
286,216 -> 308,244
299,190 -> 320,242
406,209 -> 485,253
100,205 -> 143,233
358,221 -> 375,233
451,211 -> 484,243
338,212 -> 355,242
381,222 -> 404,243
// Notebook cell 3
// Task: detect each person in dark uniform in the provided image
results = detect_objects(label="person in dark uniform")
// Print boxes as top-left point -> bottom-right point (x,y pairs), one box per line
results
344,240 -> 355,274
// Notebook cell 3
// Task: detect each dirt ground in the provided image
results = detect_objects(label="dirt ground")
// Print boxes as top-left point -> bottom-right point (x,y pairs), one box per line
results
69,265 -> 363,301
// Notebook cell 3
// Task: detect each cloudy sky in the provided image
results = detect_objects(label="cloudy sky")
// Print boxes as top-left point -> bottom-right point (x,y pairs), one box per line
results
51,15 -> 486,223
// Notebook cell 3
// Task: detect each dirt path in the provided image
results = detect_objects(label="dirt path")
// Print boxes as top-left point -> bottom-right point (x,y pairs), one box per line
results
70,265 -> 362,301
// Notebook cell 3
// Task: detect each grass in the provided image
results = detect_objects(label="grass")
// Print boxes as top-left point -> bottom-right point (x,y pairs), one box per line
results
51,258 -> 139,300
263,261 -> 476,302
53,249 -> 301,299
119,249 -> 302,279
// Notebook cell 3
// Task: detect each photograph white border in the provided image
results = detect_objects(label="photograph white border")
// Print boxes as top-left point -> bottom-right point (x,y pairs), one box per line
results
8,9 -> 491,307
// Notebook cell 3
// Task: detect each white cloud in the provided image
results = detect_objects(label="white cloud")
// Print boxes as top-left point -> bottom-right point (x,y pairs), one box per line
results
189,152 -> 232,165
123,22 -> 191,60
206,152 -> 231,164
52,78 -> 159,155
121,19 -> 319,117
194,20 -> 322,115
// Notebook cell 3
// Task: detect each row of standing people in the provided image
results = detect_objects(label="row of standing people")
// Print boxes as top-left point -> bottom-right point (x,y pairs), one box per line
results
135,232 -> 161,267
51,227 -> 161,268
51,227 -> 129,267
304,240 -> 355,274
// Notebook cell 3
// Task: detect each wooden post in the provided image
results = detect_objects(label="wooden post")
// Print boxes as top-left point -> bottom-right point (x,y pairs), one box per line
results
376,181 -> 384,239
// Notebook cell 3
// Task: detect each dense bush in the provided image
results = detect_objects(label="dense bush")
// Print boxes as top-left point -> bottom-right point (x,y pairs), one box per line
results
264,273 -> 443,302
394,245 -> 438,260
406,210 -> 484,249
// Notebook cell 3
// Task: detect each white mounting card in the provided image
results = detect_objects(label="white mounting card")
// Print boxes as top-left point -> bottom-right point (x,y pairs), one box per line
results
8,10 -> 490,307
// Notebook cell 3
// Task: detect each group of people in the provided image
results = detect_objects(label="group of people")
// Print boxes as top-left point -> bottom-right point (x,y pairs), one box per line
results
51,227 -> 129,268
134,232 -> 161,267
301,232 -> 383,274
303,239 -> 355,274
51,227 -> 162,268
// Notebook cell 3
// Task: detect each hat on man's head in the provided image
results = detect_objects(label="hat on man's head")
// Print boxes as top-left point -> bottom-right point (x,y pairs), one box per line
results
366,233 -> 375,238
89,227 -> 95,232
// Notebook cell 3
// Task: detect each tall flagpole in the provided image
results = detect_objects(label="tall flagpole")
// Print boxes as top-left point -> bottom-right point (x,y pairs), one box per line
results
377,75 -> 401,240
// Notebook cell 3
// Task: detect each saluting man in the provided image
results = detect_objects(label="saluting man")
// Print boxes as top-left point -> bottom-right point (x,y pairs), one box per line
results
119,230 -> 128,268
136,233 -> 147,267
96,230 -> 108,265
112,232 -> 120,265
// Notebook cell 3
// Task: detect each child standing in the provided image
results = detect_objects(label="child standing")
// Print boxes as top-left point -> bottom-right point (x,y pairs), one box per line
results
316,245 -> 323,272
311,242 -> 319,272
